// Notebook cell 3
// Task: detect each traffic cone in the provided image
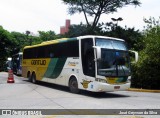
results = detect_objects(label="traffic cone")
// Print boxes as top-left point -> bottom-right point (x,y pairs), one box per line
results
7,69 -> 15,83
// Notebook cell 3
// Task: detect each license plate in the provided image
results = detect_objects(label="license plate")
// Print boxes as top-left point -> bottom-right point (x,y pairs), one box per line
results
114,86 -> 120,89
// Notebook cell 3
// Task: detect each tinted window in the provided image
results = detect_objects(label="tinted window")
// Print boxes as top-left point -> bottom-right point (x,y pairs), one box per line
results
23,40 -> 79,59
81,38 -> 95,77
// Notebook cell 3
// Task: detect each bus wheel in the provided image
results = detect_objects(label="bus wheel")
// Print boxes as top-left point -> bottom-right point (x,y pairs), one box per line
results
31,73 -> 37,84
27,72 -> 31,82
69,77 -> 80,94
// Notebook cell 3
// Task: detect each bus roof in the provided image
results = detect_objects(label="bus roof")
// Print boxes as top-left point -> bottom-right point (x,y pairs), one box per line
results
24,35 -> 124,49
77,35 -> 124,42
24,37 -> 77,49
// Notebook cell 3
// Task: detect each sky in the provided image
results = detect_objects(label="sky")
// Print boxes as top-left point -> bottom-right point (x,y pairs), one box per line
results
0,0 -> 159,35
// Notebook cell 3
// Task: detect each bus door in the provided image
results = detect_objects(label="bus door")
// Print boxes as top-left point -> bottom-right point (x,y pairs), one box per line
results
81,38 -> 95,83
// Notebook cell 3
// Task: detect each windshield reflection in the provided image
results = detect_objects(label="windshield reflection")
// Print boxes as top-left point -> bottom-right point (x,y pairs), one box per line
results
96,38 -> 127,50
97,49 -> 130,77
96,38 -> 131,77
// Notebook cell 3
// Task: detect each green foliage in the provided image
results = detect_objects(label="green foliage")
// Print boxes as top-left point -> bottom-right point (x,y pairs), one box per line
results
11,32 -> 28,53
11,31 -> 43,52
38,31 -> 58,41
132,17 -> 160,89
65,22 -> 103,37
0,27 -> 61,71
29,35 -> 42,45
65,23 -> 88,37
0,26 -> 16,70
63,0 -> 141,30
102,23 -> 143,49
11,30 -> 59,52
39,31 -> 63,41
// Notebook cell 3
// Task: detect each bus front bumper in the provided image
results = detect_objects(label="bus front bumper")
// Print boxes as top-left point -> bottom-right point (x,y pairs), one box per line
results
88,82 -> 131,92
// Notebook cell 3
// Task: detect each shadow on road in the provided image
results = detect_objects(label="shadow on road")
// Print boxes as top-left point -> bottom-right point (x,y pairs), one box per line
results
80,91 -> 130,98
24,80 -> 130,98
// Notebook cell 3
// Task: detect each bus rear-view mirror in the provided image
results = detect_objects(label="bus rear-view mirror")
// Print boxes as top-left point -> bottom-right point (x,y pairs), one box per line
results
129,50 -> 138,64
93,46 -> 101,61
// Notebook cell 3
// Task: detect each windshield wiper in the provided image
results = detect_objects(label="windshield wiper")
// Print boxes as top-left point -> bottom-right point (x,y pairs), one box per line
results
113,57 -> 126,76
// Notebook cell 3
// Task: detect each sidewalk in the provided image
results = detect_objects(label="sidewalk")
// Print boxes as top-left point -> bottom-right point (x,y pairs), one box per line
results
128,88 -> 160,93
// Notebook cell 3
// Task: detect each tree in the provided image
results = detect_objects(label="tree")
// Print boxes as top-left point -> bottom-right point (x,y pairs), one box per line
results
11,31 -> 42,51
38,31 -> 58,41
11,32 -> 28,53
132,17 -> 160,89
63,0 -> 141,31
65,22 -> 103,37
65,22 -> 142,50
65,23 -> 88,37
102,22 -> 142,50
0,26 -> 16,70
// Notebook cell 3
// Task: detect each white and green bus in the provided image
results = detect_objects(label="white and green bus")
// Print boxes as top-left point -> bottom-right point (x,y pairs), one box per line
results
22,35 -> 138,93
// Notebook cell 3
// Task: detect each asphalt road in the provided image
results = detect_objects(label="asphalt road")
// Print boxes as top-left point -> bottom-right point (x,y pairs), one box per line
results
0,72 -> 160,118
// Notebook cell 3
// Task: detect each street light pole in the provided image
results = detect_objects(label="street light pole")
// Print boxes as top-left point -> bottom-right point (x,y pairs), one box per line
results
26,31 -> 32,46
111,17 -> 123,26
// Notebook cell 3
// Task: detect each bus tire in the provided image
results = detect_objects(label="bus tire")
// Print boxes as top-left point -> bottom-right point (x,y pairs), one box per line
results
69,77 -> 80,94
31,72 -> 37,84
27,72 -> 31,82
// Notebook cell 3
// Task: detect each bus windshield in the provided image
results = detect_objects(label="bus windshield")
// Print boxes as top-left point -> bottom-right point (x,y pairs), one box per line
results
96,38 -> 131,77
96,38 -> 127,50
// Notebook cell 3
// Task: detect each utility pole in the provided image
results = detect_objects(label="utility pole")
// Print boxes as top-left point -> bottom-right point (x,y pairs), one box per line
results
26,31 -> 32,46
111,17 -> 123,26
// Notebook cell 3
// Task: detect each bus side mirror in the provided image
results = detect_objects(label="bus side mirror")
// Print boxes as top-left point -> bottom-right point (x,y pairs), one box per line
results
93,46 -> 101,61
129,50 -> 138,63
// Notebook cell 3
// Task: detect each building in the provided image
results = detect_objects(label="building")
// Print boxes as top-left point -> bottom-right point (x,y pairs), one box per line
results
60,19 -> 70,35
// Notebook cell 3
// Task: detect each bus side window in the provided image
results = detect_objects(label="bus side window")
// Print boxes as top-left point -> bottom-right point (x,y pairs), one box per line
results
81,38 -> 95,77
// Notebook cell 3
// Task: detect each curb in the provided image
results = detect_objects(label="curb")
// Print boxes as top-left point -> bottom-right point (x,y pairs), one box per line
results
127,88 -> 160,93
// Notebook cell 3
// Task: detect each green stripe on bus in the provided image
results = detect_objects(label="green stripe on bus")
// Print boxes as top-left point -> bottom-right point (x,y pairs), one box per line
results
44,58 -> 67,79
116,77 -> 128,83
58,38 -> 77,43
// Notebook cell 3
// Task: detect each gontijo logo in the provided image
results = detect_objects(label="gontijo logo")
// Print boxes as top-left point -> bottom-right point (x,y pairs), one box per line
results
31,60 -> 46,65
